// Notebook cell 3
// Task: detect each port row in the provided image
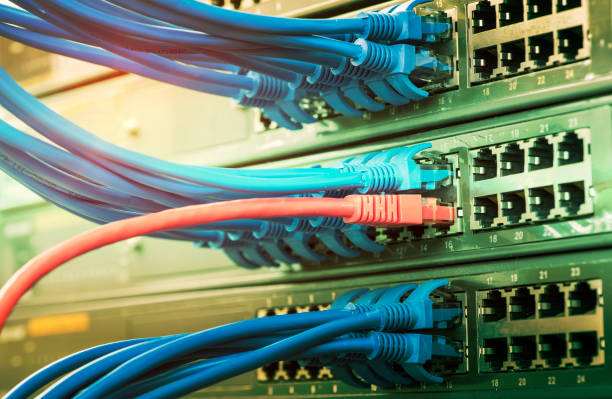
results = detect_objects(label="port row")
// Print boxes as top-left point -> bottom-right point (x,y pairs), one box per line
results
472,180 -> 588,228
479,280 -> 601,323
480,331 -> 603,372
472,25 -> 587,80
471,0 -> 583,34
471,130 -> 588,181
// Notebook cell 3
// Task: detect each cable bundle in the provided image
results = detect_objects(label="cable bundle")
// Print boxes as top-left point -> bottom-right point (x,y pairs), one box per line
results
0,0 -> 452,130
5,280 -> 463,399
0,52 -> 454,268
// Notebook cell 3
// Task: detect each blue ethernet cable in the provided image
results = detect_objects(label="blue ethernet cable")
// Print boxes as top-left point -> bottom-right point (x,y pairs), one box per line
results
0,65 -> 415,195
0,22 -> 242,98
13,1 -> 257,91
113,313 -> 397,399
71,309 -> 359,399
3,338 -> 156,399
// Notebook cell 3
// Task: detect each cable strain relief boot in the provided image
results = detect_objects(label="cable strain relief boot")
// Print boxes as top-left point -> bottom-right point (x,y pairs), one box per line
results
234,93 -> 274,108
374,302 -> 417,331
246,72 -> 291,100
310,216 -> 346,229
286,218 -> 321,233
331,58 -> 375,80
253,222 -> 289,239
343,194 -> 424,226
308,66 -> 351,86
369,332 -> 422,363
356,164 -> 400,194
359,11 -> 403,42
352,39 -> 416,75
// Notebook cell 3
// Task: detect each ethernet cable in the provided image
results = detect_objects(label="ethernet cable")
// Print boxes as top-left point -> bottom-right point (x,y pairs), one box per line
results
12,280 -> 460,398
0,194 -> 454,331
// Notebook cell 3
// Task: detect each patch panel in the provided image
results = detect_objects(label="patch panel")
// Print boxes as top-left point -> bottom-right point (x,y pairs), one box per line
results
468,0 -> 590,83
469,128 -> 592,230
477,279 -> 604,372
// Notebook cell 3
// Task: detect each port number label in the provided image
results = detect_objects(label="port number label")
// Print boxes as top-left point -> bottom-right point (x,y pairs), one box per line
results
539,270 -> 549,280
510,128 -> 520,138
537,75 -> 546,85
518,377 -> 527,387
565,69 -> 575,79
445,240 -> 454,251
486,276 -> 494,285
571,267 -> 581,277
539,123 -> 550,133
568,117 -> 579,128
511,273 -> 518,283
548,376 -> 556,385
513,231 -> 524,241
508,81 -> 517,91
577,374 -> 586,384
489,234 -> 498,244
482,87 -> 490,96
491,379 -> 500,388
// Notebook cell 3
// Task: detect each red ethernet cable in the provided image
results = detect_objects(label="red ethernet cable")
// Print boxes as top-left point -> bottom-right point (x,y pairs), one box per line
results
0,194 -> 453,332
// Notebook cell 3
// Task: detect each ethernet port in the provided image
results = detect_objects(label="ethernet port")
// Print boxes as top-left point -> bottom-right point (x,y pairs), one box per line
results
540,334 -> 567,367
529,33 -> 554,66
568,282 -> 597,315
558,26 -> 584,60
527,0 -> 552,19
528,137 -> 553,170
509,336 -> 537,369
558,131 -> 584,165
528,186 -> 554,220
499,143 -> 524,176
283,361 -> 301,380
557,0 -> 581,12
472,148 -> 497,181
481,290 -> 507,322
483,338 -> 508,370
538,284 -> 565,317
473,195 -> 499,228
509,287 -> 535,320
499,0 -> 523,26
501,191 -> 526,224
472,1 -> 496,33
500,39 -> 526,72
558,181 -> 585,215
569,332 -> 599,365
473,46 -> 499,79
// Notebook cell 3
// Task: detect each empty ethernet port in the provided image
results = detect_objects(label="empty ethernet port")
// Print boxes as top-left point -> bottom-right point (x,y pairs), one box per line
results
481,290 -> 507,322
558,131 -> 584,165
568,282 -> 597,315
509,336 -> 537,369
482,338 -> 508,370
539,284 -> 565,317
472,148 -> 497,181
499,0 -> 523,26
527,0 -> 552,19
569,332 -> 599,366
509,287 -> 535,320
472,1 -> 496,33
558,26 -> 584,60
473,46 -> 499,79
528,186 -> 554,220
501,191 -> 526,224
540,334 -> 567,367
473,195 -> 499,228
529,33 -> 554,66
557,0 -> 581,12
528,137 -> 553,170
500,39 -> 526,72
499,143 -> 525,176
558,181 -> 585,215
